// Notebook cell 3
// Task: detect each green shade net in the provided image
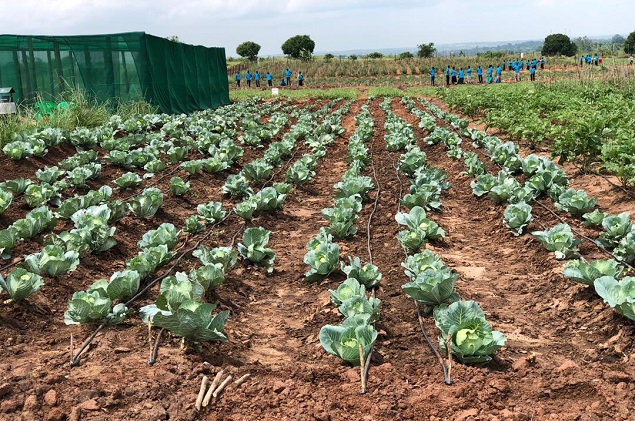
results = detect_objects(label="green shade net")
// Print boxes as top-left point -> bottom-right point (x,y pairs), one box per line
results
0,32 -> 229,114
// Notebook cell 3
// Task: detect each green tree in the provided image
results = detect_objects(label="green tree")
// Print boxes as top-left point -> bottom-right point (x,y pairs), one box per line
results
624,31 -> 635,54
365,52 -> 383,59
612,34 -> 626,45
236,41 -> 261,61
398,51 -> 414,60
417,43 -> 436,58
542,33 -> 577,56
573,36 -> 595,54
323,53 -> 335,62
281,35 -> 315,59
349,54 -> 358,61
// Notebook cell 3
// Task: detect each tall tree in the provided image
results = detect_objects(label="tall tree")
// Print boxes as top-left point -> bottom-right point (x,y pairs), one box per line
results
542,33 -> 577,56
612,34 -> 626,45
573,36 -> 595,54
625,31 -> 635,54
417,43 -> 436,58
281,35 -> 315,59
236,41 -> 261,61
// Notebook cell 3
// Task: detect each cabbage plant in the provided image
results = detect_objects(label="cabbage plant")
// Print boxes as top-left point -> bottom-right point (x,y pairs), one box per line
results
169,177 -> 190,196
503,202 -> 533,236
242,159 -> 273,183
322,195 -> 362,239
402,267 -> 459,310
24,183 -> 59,208
340,256 -> 382,288
0,189 -> 12,216
320,315 -> 378,366
237,227 -> 275,273
24,245 -> 80,277
614,231 -> 635,265
531,223 -> 581,259
582,209 -> 608,227
594,276 -> 635,321
183,215 -> 204,235
596,212 -> 632,249
129,187 -> 163,218
114,172 -> 143,189
334,175 -> 374,201
252,187 -> 286,212
138,223 -> 179,250
0,178 -> 32,195
398,146 -> 427,177
555,188 -> 597,217
197,201 -> 226,223
304,228 -> 340,282
0,268 -> 44,302
286,161 -> 315,186
562,259 -> 623,286
193,246 -> 237,272
433,300 -> 507,364
234,200 -> 257,221
222,174 -> 253,198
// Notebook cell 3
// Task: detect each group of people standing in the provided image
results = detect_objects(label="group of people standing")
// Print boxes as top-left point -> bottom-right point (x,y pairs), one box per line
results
429,57 -> 545,86
579,54 -> 603,66
234,68 -> 304,88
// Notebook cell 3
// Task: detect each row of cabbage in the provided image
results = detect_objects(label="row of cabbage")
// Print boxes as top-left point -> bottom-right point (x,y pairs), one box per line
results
317,104 -> 384,367
419,98 -> 635,323
61,98 -> 353,343
392,97 -> 506,364
0,98 -> 288,305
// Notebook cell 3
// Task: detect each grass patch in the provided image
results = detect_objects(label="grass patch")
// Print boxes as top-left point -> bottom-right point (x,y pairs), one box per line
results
0,112 -> 36,148
230,88 -> 359,102
405,86 -> 442,97
366,87 -> 406,97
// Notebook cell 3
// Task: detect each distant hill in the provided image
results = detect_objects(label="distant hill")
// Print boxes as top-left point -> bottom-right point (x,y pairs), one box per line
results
314,39 -> 545,58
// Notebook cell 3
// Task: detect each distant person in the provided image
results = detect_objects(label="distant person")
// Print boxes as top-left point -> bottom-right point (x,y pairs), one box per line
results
280,78 -> 287,86
235,71 -> 241,87
445,66 -> 450,86
630,55 -> 634,65
266,71 -> 273,87
457,67 -> 464,84
594,54 -> 599,66
579,55 -> 584,67
513,62 -> 520,81
531,58 -> 537,69
430,67 -> 436,86
599,56 -> 603,65
451,66 -> 457,84
530,65 -> 536,82
466,66 -> 472,83
284,68 -> 292,85
487,65 -> 493,83
477,65 -> 483,83
255,71 -> 261,87
495,65 -> 502,83
502,59 -> 506,71
245,70 -> 252,87
298,71 -> 304,86
540,56 -> 545,69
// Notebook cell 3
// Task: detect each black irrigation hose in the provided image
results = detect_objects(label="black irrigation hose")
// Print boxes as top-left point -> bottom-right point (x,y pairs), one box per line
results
416,302 -> 454,385
380,104 -> 452,386
147,328 -> 165,366
533,199 -> 635,272
70,212 -> 233,367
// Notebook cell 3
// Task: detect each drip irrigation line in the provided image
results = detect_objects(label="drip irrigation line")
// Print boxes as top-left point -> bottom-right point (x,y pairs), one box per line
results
592,171 -> 635,201
0,257 -> 25,273
366,145 -> 381,265
147,328 -> 164,366
533,200 -> 635,272
71,212 -> 233,367
416,302 -> 453,385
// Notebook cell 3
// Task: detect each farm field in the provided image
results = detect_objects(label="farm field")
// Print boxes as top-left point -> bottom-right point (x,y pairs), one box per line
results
0,92 -> 634,421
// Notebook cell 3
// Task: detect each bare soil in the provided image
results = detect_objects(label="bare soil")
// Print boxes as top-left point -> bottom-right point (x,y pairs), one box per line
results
0,98 -> 633,421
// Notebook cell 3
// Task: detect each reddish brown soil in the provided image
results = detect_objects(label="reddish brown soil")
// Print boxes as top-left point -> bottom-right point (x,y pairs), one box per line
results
0,98 -> 633,421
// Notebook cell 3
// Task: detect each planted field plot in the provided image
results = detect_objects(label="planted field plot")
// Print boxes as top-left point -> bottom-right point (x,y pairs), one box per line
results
0,95 -> 633,420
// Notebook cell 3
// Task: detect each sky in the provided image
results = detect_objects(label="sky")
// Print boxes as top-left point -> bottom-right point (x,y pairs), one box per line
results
1,1 -> 633,55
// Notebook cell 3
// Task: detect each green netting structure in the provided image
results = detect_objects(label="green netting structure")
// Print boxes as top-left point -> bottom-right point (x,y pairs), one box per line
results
0,32 -> 229,114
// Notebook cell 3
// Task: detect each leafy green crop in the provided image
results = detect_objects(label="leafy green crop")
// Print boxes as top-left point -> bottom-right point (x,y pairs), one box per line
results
594,276 -> 635,321
562,258 -> 623,286
304,228 -> 340,282
169,176 -> 190,196
340,256 -> 382,288
0,268 -> 44,302
434,300 -> 506,364
532,223 -> 581,259
128,187 -> 164,219
554,188 -> 597,217
238,227 -> 275,273
503,202 -> 533,236
320,315 -> 378,366
24,245 -> 80,277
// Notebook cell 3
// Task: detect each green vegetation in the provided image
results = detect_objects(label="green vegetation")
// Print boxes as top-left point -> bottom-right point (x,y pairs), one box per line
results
281,34 -> 315,59
542,33 -> 577,56
236,41 -> 261,61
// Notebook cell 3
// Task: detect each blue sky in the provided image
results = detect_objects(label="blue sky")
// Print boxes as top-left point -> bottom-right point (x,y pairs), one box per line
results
2,1 -> 632,55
